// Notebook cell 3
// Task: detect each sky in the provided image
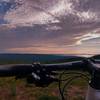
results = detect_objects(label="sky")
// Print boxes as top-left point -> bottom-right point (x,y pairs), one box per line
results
0,0 -> 100,55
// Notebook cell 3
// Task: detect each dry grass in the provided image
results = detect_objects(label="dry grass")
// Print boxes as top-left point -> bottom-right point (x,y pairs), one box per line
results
0,77 -> 88,100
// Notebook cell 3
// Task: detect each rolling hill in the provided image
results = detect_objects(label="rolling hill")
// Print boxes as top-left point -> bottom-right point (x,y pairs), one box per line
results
0,54 -> 82,65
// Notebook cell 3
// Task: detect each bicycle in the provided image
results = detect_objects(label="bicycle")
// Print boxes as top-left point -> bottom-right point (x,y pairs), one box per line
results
0,55 -> 100,100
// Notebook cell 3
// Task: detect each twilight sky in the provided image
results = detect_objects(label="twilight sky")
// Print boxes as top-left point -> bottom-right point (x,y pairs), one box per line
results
0,0 -> 100,55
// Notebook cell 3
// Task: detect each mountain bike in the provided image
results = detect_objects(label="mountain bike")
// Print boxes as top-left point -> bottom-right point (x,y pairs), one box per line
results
0,56 -> 100,100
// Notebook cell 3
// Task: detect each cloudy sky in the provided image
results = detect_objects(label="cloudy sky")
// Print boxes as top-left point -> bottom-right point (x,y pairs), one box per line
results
0,0 -> 100,55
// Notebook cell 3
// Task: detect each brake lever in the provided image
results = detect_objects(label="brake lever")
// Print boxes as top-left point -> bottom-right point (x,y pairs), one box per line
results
26,72 -> 59,87
26,63 -> 59,87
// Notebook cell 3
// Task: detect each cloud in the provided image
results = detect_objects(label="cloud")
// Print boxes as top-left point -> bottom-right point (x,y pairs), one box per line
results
0,0 -> 10,2
0,0 -> 100,54
75,32 -> 100,45
3,0 -> 99,25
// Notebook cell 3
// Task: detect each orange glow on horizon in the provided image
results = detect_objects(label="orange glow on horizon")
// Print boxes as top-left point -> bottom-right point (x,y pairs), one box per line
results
7,46 -> 99,55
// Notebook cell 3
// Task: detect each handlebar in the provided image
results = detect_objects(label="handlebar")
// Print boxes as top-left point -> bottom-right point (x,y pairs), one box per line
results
0,58 -> 100,87
0,60 -> 89,77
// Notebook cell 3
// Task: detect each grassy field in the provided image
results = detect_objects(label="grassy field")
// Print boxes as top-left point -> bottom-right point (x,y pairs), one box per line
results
0,73 -> 89,100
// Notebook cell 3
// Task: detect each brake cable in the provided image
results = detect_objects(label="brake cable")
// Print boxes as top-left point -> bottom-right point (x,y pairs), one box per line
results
58,71 -> 90,100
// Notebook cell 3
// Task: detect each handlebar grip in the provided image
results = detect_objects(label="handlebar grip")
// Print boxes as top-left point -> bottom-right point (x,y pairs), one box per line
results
0,64 -> 32,77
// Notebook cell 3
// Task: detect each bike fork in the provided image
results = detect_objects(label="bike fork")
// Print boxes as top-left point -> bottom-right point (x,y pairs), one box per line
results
86,85 -> 100,100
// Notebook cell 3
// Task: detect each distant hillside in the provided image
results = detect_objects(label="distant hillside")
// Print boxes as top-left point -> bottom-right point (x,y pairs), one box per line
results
0,54 -> 81,65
